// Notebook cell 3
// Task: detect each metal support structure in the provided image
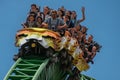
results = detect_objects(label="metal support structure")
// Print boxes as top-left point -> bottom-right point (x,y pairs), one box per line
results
4,56 -> 96,80
4,57 -> 49,80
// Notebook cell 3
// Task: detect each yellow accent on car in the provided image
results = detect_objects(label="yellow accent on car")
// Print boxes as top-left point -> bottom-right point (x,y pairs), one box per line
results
31,43 -> 36,47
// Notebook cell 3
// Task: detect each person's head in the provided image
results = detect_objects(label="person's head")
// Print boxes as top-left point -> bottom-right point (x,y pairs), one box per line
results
31,4 -> 37,12
88,34 -> 93,42
28,15 -> 35,22
81,26 -> 88,34
36,16 -> 42,23
57,9 -> 64,17
63,15 -> 70,22
75,24 -> 81,31
65,10 -> 71,17
43,6 -> 50,15
92,46 -> 97,52
51,10 -> 57,19
31,4 -> 37,7
71,11 -> 77,19
94,42 -> 102,52
60,6 -> 65,12
29,12 -> 37,17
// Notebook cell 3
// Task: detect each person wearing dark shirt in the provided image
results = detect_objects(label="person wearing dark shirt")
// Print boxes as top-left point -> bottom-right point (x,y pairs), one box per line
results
22,15 -> 37,28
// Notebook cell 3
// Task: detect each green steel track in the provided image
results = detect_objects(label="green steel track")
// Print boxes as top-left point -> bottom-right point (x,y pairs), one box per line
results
4,56 -> 95,80
80,74 -> 95,80
4,57 -> 49,80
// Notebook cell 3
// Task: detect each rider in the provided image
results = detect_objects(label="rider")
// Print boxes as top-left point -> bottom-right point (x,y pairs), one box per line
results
41,10 -> 67,31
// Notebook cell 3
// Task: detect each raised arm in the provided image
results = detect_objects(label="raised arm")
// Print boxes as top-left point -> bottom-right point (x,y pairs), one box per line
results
78,7 -> 85,23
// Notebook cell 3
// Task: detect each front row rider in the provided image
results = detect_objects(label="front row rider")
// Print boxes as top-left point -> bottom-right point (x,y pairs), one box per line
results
41,10 -> 67,31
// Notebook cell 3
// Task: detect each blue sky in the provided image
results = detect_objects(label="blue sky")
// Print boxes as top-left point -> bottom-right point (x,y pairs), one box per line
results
0,0 -> 120,80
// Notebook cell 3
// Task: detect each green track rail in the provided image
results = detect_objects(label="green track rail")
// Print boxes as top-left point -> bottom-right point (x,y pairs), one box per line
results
80,74 -> 96,80
4,57 -> 95,80
4,57 -> 49,80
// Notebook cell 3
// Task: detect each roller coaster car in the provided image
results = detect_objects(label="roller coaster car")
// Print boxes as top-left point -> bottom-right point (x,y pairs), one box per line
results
14,28 -> 58,60
18,39 -> 47,56
14,28 -> 89,71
